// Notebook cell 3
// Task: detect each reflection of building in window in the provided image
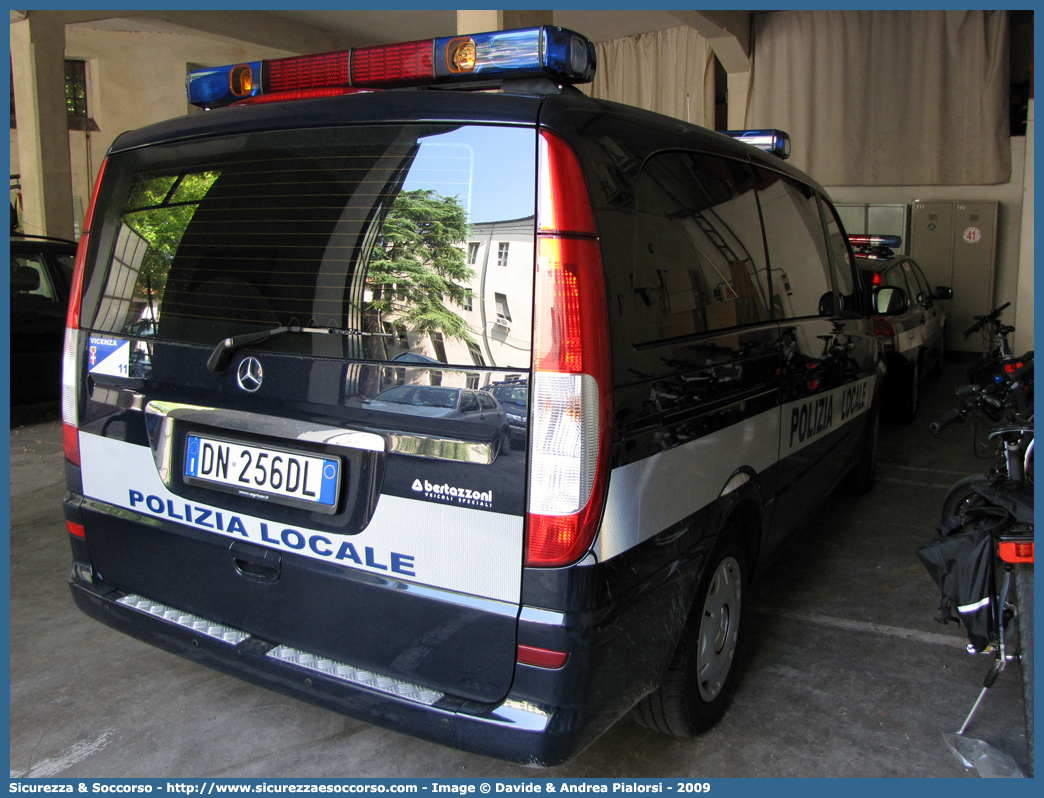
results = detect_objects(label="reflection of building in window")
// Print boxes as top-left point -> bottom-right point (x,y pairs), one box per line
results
431,331 -> 448,362
380,215 -> 534,385
494,293 -> 512,326
459,216 -> 533,372
429,332 -> 447,385
382,321 -> 410,349
94,224 -> 149,331
467,341 -> 485,367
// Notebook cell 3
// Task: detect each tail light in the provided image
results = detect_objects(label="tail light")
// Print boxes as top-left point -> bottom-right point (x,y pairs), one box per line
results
63,157 -> 107,467
872,315 -> 896,352
998,541 -> 1033,564
526,130 -> 611,567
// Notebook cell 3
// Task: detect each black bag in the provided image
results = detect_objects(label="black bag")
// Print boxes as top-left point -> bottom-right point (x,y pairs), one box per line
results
916,508 -> 1008,652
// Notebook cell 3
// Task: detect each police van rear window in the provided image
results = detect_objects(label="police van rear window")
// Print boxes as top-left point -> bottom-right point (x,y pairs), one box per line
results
88,124 -> 536,369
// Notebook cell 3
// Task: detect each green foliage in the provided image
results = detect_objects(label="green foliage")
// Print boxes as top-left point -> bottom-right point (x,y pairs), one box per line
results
123,171 -> 220,299
367,189 -> 475,342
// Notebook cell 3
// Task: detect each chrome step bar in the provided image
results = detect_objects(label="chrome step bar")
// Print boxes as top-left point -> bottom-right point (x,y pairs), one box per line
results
116,593 -> 445,706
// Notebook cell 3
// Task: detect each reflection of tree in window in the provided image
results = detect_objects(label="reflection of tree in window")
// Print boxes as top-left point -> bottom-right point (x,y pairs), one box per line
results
122,172 -> 221,296
365,189 -> 476,344
105,171 -> 221,333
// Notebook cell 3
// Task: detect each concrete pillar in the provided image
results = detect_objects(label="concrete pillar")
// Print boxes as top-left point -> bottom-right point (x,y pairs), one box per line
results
10,11 -> 76,239
668,11 -> 752,130
456,10 -> 553,35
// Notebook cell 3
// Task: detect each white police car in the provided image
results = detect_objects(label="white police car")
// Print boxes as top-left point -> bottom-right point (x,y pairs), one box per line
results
853,235 -> 952,423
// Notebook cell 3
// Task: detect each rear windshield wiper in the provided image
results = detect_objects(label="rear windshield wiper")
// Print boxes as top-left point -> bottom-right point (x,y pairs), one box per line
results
207,325 -> 391,372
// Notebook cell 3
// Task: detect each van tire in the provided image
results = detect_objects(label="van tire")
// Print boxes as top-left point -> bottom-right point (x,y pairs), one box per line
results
634,538 -> 746,737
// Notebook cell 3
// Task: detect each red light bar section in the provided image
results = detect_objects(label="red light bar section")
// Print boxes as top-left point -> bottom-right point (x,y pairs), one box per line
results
266,51 -> 350,93
848,234 -> 902,248
351,39 -> 435,86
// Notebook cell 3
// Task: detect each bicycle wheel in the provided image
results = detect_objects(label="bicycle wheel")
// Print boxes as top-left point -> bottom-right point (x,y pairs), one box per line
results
940,474 -> 989,525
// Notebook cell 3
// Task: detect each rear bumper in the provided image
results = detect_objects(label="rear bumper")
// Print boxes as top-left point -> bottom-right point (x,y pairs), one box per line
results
69,571 -> 598,767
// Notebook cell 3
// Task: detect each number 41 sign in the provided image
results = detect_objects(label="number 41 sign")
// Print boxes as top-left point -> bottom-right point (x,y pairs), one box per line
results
963,226 -> 983,244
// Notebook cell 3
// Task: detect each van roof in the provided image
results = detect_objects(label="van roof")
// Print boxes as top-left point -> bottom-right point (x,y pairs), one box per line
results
108,88 -> 825,195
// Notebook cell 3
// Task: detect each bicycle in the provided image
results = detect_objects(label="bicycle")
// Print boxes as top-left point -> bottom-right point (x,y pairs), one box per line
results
918,383 -> 1034,775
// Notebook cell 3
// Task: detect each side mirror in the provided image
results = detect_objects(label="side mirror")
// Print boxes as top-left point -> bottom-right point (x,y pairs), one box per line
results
818,291 -> 836,316
872,285 -> 908,315
933,286 -> 953,300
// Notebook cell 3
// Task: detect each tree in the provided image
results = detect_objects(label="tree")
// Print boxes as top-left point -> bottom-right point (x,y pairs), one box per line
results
366,189 -> 475,343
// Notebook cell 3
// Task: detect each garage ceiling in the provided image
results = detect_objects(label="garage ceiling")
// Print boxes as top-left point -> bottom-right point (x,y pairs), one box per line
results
65,9 -> 723,50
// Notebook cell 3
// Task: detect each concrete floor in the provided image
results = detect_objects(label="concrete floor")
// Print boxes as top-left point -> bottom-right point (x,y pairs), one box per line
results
8,363 -> 1031,778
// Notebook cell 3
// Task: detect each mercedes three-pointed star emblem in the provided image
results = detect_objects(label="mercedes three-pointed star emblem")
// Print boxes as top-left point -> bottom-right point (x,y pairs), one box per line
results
236,357 -> 263,393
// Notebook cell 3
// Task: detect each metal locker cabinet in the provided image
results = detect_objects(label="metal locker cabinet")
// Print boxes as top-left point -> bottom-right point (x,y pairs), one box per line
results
910,200 -> 998,353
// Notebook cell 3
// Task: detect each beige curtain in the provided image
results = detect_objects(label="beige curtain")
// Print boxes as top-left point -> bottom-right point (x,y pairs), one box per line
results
746,10 -> 1010,186
584,27 -> 714,127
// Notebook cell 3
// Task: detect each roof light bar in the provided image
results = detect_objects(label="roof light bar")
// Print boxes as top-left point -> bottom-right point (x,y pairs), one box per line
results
848,234 -> 903,249
187,26 -> 597,108
722,129 -> 791,159
187,61 -> 263,107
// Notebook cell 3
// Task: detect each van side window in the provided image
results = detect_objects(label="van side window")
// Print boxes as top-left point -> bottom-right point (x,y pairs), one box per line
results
755,171 -> 832,319
819,196 -> 856,311
632,152 -> 770,344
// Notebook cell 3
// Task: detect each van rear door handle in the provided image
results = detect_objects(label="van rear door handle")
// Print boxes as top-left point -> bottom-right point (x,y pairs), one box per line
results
229,540 -> 281,582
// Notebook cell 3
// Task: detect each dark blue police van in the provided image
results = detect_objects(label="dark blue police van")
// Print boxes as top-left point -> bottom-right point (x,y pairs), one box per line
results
63,26 -> 885,765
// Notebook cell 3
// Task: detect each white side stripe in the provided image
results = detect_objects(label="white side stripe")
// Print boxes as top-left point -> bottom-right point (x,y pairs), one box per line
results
595,376 -> 875,562
596,404 -> 780,562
